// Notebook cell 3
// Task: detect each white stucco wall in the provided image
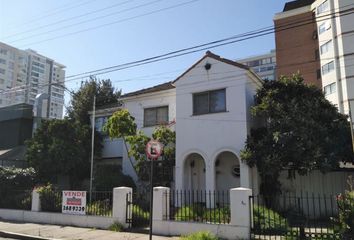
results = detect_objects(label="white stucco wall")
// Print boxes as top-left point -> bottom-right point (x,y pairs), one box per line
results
121,89 -> 176,181
174,56 -> 261,191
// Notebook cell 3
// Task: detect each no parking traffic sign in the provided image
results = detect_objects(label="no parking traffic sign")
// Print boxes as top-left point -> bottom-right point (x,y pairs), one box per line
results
145,140 -> 163,160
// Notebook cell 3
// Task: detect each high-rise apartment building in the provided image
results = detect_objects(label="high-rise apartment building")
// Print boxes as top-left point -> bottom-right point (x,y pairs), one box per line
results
274,0 -> 354,115
0,42 -> 65,118
239,50 -> 277,81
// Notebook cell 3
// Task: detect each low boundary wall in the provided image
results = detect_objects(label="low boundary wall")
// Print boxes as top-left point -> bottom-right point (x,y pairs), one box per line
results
0,209 -> 115,229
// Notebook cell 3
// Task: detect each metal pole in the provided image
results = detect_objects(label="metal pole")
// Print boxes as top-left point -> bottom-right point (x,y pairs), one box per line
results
348,100 -> 354,153
89,95 -> 96,203
149,158 -> 154,240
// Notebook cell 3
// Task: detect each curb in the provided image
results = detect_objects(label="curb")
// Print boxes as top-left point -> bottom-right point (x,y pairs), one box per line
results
0,230 -> 61,240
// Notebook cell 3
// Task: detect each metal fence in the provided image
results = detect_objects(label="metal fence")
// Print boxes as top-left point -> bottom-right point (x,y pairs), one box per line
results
0,189 -> 32,210
250,193 -> 345,239
165,190 -> 230,224
126,192 -> 150,229
38,190 -> 113,217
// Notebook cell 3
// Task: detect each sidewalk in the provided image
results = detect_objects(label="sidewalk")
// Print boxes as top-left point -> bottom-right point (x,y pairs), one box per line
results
0,221 -> 179,240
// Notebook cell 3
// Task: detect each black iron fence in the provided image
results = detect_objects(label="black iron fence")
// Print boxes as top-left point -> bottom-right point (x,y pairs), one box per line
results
126,192 -> 150,229
38,190 -> 113,217
0,189 -> 32,210
165,190 -> 230,224
250,193 -> 348,239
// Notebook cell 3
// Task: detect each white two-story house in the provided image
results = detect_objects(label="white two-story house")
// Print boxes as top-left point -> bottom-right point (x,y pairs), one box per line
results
92,51 -> 262,193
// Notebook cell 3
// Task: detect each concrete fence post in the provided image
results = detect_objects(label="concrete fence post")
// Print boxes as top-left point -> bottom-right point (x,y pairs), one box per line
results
112,187 -> 132,228
230,187 -> 252,237
153,187 -> 170,221
31,190 -> 41,212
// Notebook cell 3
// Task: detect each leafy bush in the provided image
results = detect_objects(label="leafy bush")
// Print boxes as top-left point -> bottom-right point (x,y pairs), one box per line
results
203,207 -> 230,223
180,231 -> 219,240
94,164 -> 136,191
108,222 -> 124,232
36,184 -> 62,212
253,204 -> 289,235
86,200 -> 112,216
131,204 -> 149,227
174,205 -> 230,223
0,167 -> 36,209
333,176 -> 354,236
175,205 -> 202,221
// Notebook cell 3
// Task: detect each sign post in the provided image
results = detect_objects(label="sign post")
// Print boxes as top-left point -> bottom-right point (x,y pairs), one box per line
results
145,140 -> 163,240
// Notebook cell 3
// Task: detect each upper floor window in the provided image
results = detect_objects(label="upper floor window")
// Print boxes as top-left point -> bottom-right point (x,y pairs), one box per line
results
0,58 -> 6,65
193,89 -> 226,115
318,21 -> 331,35
0,49 -> 7,55
261,58 -> 271,65
95,116 -> 109,133
324,82 -> 336,96
320,40 -> 332,55
317,0 -> 329,14
144,106 -> 168,127
0,68 -> 5,75
322,61 -> 334,75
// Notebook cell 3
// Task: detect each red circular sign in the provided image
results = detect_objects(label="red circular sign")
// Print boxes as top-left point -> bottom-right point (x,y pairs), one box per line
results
145,140 -> 163,160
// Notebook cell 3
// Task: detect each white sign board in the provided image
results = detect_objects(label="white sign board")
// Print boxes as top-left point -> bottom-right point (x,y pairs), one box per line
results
62,191 -> 86,215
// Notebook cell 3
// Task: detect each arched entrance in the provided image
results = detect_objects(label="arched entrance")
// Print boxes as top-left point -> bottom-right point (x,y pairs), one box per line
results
183,153 -> 206,190
214,151 -> 240,192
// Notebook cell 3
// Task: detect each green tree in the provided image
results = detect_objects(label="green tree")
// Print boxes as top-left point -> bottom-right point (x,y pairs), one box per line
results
67,76 -> 121,125
104,110 -> 175,184
241,75 -> 353,197
26,119 -> 101,188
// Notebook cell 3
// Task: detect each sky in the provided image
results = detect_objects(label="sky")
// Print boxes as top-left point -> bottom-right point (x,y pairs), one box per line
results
0,0 -> 289,112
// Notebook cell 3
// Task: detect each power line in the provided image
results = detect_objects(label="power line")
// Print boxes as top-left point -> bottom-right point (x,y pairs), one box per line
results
2,0 -> 135,40
17,0 -> 200,48
6,0 -> 98,29
9,0 -> 165,44
1,6 -> 354,96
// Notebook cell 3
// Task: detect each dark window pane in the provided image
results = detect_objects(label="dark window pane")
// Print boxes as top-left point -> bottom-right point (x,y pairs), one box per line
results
193,93 -> 209,115
144,108 -> 156,127
209,89 -> 226,113
157,106 -> 168,124
144,106 -> 168,127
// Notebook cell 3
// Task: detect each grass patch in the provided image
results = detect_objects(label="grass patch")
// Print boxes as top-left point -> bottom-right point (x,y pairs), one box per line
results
180,231 -> 219,240
108,222 -> 124,232
253,204 -> 289,235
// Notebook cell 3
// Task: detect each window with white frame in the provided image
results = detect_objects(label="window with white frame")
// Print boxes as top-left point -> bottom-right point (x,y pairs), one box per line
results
320,40 -> 332,55
317,0 -> 329,14
322,61 -> 334,75
193,89 -> 226,115
144,106 -> 168,127
318,21 -> 331,35
324,82 -> 336,96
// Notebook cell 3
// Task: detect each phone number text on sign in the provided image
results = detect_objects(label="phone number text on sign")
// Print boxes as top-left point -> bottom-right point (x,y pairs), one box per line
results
62,191 -> 86,215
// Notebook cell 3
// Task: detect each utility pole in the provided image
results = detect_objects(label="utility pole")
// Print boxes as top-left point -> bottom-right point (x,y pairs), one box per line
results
89,95 -> 96,203
348,100 -> 354,153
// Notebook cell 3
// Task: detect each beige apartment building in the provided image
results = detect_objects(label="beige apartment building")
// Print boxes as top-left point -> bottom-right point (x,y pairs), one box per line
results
274,0 -> 354,115
0,42 -> 65,118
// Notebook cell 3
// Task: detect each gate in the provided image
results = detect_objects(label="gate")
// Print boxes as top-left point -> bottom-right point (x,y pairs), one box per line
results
249,193 -> 343,239
126,192 -> 150,232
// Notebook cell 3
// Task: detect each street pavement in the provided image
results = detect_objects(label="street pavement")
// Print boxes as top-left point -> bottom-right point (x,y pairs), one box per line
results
0,221 -> 179,240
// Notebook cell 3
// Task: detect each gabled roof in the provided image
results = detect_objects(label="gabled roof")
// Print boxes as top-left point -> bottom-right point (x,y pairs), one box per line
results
121,81 -> 175,98
283,0 -> 315,12
120,51 -> 262,99
173,51 -> 250,84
